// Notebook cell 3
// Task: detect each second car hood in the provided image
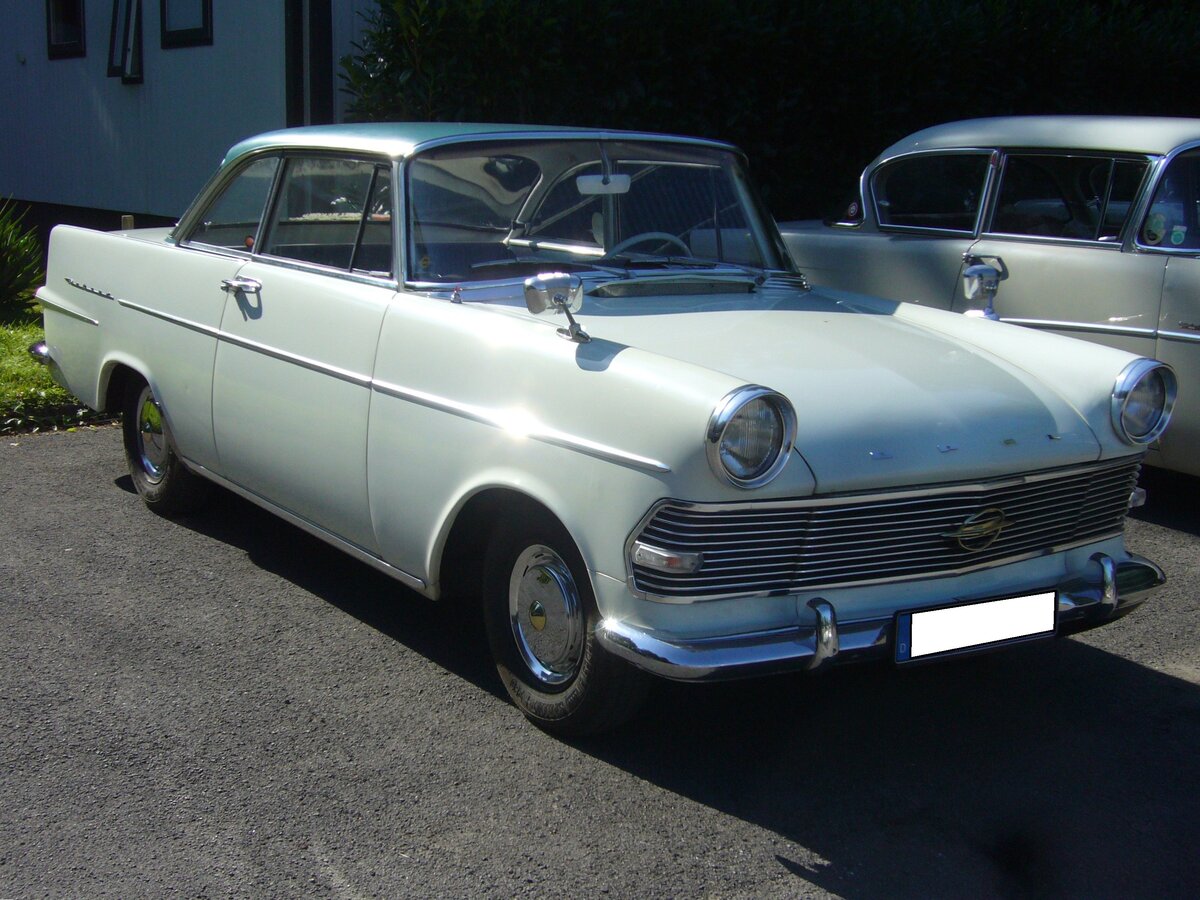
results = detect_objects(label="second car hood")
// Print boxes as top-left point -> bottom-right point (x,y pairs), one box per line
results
568,284 -> 1103,492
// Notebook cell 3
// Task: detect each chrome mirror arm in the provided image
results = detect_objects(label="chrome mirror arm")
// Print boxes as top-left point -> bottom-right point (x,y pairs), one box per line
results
552,292 -> 590,343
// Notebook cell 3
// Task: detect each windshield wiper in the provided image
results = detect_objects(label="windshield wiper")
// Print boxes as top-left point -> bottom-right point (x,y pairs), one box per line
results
470,256 -> 627,276
602,253 -> 766,284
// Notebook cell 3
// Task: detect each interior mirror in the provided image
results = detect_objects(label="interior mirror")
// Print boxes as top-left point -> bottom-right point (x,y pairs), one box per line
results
524,273 -> 584,315
577,174 -> 631,195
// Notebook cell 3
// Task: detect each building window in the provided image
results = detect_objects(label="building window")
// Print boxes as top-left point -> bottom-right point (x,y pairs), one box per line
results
160,0 -> 212,49
46,0 -> 86,59
107,0 -> 143,83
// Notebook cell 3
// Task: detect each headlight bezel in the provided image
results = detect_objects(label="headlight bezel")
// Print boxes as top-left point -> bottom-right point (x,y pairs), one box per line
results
706,385 -> 797,489
1111,359 -> 1177,445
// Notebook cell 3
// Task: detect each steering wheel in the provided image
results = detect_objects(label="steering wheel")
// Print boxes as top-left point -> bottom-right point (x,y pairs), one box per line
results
608,231 -> 692,257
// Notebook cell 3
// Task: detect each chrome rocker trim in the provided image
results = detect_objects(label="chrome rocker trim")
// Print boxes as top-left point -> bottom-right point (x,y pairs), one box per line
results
598,553 -> 1164,681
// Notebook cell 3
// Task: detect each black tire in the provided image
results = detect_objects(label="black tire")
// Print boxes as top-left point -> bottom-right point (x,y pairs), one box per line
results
121,379 -> 209,515
482,510 -> 648,735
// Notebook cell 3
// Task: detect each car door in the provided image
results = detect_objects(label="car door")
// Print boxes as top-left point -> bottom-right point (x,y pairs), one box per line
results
212,155 -> 396,553
167,154 -> 284,469
1145,148 -> 1200,475
781,152 -> 998,308
956,153 -> 1165,359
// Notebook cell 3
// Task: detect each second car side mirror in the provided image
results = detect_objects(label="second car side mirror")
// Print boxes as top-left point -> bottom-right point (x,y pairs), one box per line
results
962,263 -> 1001,321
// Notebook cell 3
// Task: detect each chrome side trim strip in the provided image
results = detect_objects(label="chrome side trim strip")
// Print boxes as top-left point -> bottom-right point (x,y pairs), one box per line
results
220,331 -> 374,388
182,458 -> 427,593
116,298 -> 221,339
118,298 -> 372,387
39,296 -> 100,326
1001,317 -> 1157,338
372,378 -> 671,474
118,300 -> 670,474
1159,329 -> 1200,345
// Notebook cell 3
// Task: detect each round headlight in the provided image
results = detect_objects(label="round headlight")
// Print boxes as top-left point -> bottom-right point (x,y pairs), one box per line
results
707,386 -> 797,488
1112,359 -> 1177,445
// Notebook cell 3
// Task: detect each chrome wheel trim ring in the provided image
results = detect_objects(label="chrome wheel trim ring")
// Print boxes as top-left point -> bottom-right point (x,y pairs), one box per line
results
508,544 -> 585,687
135,384 -> 169,484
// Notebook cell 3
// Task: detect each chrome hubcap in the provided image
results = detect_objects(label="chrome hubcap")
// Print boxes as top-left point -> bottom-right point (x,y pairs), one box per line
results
135,385 -> 169,483
508,545 -> 584,686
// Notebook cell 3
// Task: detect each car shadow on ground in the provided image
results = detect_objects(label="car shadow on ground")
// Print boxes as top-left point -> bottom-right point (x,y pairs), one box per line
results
155,479 -> 1200,898
1133,466 -> 1200,537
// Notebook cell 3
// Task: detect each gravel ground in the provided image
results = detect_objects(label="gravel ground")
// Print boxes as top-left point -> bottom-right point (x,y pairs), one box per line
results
2,426 -> 1198,899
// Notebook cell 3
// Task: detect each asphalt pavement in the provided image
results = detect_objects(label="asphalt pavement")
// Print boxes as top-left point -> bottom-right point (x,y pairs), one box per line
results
2,426 -> 1198,899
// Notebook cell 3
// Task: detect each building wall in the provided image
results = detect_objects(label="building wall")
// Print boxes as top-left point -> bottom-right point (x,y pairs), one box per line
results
1,1 -> 374,221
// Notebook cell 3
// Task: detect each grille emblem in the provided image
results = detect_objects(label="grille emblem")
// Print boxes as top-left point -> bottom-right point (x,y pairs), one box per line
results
944,508 -> 1010,552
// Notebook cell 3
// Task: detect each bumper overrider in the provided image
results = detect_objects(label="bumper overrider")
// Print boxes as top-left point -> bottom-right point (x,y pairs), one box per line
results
597,552 -> 1164,681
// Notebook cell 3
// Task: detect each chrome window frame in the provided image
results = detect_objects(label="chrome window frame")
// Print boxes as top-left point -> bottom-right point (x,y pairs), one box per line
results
399,136 -> 787,286
979,149 -> 1157,247
174,148 -> 400,290
1132,140 -> 1200,257
173,148 -> 283,257
257,151 -> 397,281
868,148 -> 998,237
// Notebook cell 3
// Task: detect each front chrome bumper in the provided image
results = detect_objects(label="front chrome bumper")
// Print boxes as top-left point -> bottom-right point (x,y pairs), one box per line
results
597,552 -> 1165,682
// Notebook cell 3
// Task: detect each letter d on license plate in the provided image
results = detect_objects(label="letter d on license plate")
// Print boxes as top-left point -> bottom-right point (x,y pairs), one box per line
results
895,591 -> 1056,663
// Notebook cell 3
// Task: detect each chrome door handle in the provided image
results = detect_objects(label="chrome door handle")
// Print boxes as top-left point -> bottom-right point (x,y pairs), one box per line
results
220,276 -> 262,294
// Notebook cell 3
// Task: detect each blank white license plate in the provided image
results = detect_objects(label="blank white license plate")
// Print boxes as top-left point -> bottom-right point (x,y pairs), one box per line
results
895,591 -> 1057,663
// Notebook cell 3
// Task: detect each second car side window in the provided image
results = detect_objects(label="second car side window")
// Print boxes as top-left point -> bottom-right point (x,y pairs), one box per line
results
1141,150 -> 1200,250
991,154 -> 1149,242
261,157 -> 394,275
872,154 -> 989,233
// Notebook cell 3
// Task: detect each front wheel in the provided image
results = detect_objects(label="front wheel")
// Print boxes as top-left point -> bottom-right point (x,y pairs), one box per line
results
482,512 -> 647,735
122,380 -> 209,515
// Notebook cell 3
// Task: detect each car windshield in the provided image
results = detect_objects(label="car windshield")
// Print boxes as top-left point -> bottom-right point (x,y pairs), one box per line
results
406,138 -> 786,283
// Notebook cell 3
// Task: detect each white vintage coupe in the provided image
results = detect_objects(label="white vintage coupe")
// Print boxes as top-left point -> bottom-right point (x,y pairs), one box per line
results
34,124 -> 1175,733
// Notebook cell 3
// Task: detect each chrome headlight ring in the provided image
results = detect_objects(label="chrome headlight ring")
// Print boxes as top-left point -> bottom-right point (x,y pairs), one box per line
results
706,385 -> 797,489
1111,359 -> 1177,445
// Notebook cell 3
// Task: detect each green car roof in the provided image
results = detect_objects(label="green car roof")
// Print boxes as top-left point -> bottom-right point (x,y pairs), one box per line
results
224,122 -> 737,165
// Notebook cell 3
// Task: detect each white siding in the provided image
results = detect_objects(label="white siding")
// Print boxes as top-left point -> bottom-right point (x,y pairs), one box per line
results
0,2 -> 369,218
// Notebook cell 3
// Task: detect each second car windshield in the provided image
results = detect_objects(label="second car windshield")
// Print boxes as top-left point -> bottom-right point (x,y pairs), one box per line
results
406,139 -> 781,283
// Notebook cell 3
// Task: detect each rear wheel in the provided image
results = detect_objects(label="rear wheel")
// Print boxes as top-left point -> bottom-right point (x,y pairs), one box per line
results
482,511 -> 647,735
121,380 -> 209,515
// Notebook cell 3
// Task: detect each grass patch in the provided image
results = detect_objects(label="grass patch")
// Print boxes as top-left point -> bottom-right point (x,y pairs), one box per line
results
1,313 -> 111,434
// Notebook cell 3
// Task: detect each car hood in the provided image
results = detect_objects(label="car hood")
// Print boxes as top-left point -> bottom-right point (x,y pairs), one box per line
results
566,283 -> 1103,492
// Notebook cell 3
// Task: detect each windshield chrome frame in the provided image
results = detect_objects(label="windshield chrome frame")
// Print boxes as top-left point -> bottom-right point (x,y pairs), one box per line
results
400,136 -> 789,286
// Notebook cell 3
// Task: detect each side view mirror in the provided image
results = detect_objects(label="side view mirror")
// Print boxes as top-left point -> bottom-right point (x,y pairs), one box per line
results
961,255 -> 1005,321
524,273 -> 589,342
523,272 -> 584,315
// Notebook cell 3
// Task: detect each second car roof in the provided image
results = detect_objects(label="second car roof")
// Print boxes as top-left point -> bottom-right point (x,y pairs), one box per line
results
876,115 -> 1200,161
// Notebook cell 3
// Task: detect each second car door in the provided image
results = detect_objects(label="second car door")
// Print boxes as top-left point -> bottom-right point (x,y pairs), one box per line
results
957,153 -> 1165,359
212,155 -> 396,555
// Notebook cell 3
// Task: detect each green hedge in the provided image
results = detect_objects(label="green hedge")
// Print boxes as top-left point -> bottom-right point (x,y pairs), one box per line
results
342,0 -> 1200,219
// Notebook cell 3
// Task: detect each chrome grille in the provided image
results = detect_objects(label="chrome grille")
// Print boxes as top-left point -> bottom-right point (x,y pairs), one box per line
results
631,457 -> 1141,599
